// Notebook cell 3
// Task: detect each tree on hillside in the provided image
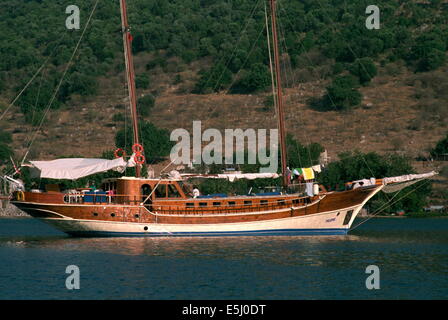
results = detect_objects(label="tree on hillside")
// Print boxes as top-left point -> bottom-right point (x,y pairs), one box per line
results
350,58 -> 378,85
137,94 -> 155,117
230,63 -> 271,94
0,143 -> 12,165
430,133 -> 448,158
0,130 -> 12,145
15,77 -> 63,125
135,74 -> 150,89
409,31 -> 447,72
324,75 -> 362,110
318,151 -> 432,213
286,134 -> 324,169
193,63 -> 233,94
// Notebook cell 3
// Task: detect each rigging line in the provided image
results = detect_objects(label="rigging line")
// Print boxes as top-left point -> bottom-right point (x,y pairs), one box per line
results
21,0 -> 101,164
350,178 -> 432,231
205,0 -> 263,93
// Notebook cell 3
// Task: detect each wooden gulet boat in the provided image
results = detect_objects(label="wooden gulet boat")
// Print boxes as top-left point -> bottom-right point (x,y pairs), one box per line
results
7,0 -> 436,237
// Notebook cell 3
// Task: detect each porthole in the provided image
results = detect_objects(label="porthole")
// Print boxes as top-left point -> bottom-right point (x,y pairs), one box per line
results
135,214 -> 139,218
144,226 -> 148,231
93,212 -> 98,217
111,213 -> 116,217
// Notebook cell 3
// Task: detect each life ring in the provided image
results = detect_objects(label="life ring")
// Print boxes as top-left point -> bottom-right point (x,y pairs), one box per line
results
16,191 -> 25,201
114,148 -> 127,159
134,154 -> 146,165
132,143 -> 144,154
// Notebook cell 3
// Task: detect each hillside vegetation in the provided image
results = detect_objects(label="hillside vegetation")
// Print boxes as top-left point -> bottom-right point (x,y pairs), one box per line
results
0,0 -> 447,211
0,0 -> 446,161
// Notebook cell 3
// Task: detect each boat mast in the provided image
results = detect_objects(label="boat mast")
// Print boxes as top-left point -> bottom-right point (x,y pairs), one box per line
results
269,0 -> 288,188
120,0 -> 141,177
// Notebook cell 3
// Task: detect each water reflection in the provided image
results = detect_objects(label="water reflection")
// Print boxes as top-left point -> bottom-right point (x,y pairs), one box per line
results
0,217 -> 447,299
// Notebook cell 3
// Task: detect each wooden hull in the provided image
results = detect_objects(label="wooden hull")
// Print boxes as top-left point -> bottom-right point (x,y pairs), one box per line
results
11,185 -> 383,237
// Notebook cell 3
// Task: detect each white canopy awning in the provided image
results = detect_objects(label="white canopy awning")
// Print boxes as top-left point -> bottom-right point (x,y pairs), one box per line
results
29,158 -> 129,180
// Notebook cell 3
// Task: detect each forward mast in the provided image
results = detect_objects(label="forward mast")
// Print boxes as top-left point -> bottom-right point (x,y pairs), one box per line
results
120,0 -> 142,177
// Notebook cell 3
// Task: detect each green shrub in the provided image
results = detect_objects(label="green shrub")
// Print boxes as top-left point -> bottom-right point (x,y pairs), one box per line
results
430,133 -> 448,158
0,130 -> 12,144
193,63 -> 233,94
0,143 -> 12,164
136,74 -> 150,89
230,63 -> 270,94
286,134 -> 324,169
325,75 -> 362,110
417,49 -> 446,72
318,151 -> 432,213
350,58 -> 378,85
137,95 -> 155,117
112,113 -> 125,122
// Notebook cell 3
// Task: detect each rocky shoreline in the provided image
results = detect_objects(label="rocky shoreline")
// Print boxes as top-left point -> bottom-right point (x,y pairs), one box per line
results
0,200 -> 28,217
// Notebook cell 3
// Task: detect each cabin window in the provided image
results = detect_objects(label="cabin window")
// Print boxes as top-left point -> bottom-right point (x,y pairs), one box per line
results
228,201 -> 236,206
167,184 -> 181,198
260,200 -> 268,206
292,199 -> 299,205
141,184 -> 152,202
186,203 -> 195,208
155,184 -> 167,198
93,212 -> 98,217
199,202 -> 208,207
213,202 -> 221,207
135,214 -> 139,218
277,199 -> 286,205
244,200 -> 252,206
111,213 -> 116,217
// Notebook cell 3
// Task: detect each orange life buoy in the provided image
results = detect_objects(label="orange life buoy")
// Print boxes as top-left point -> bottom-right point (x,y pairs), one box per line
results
132,143 -> 144,154
114,148 -> 127,159
134,154 -> 146,165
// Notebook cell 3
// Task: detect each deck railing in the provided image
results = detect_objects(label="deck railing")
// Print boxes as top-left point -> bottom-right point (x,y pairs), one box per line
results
15,190 -> 317,215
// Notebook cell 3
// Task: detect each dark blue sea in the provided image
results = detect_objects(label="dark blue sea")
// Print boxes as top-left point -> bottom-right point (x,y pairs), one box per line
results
0,217 -> 447,300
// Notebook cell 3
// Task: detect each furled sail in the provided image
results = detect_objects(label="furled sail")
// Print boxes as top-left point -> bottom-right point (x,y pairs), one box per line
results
382,171 -> 437,193
29,158 -> 129,180
179,172 -> 280,182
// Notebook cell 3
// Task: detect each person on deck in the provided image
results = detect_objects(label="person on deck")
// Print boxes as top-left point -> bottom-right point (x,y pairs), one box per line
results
192,186 -> 200,198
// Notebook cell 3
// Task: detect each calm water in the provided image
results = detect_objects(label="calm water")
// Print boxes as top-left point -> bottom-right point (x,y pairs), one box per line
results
0,217 -> 447,300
